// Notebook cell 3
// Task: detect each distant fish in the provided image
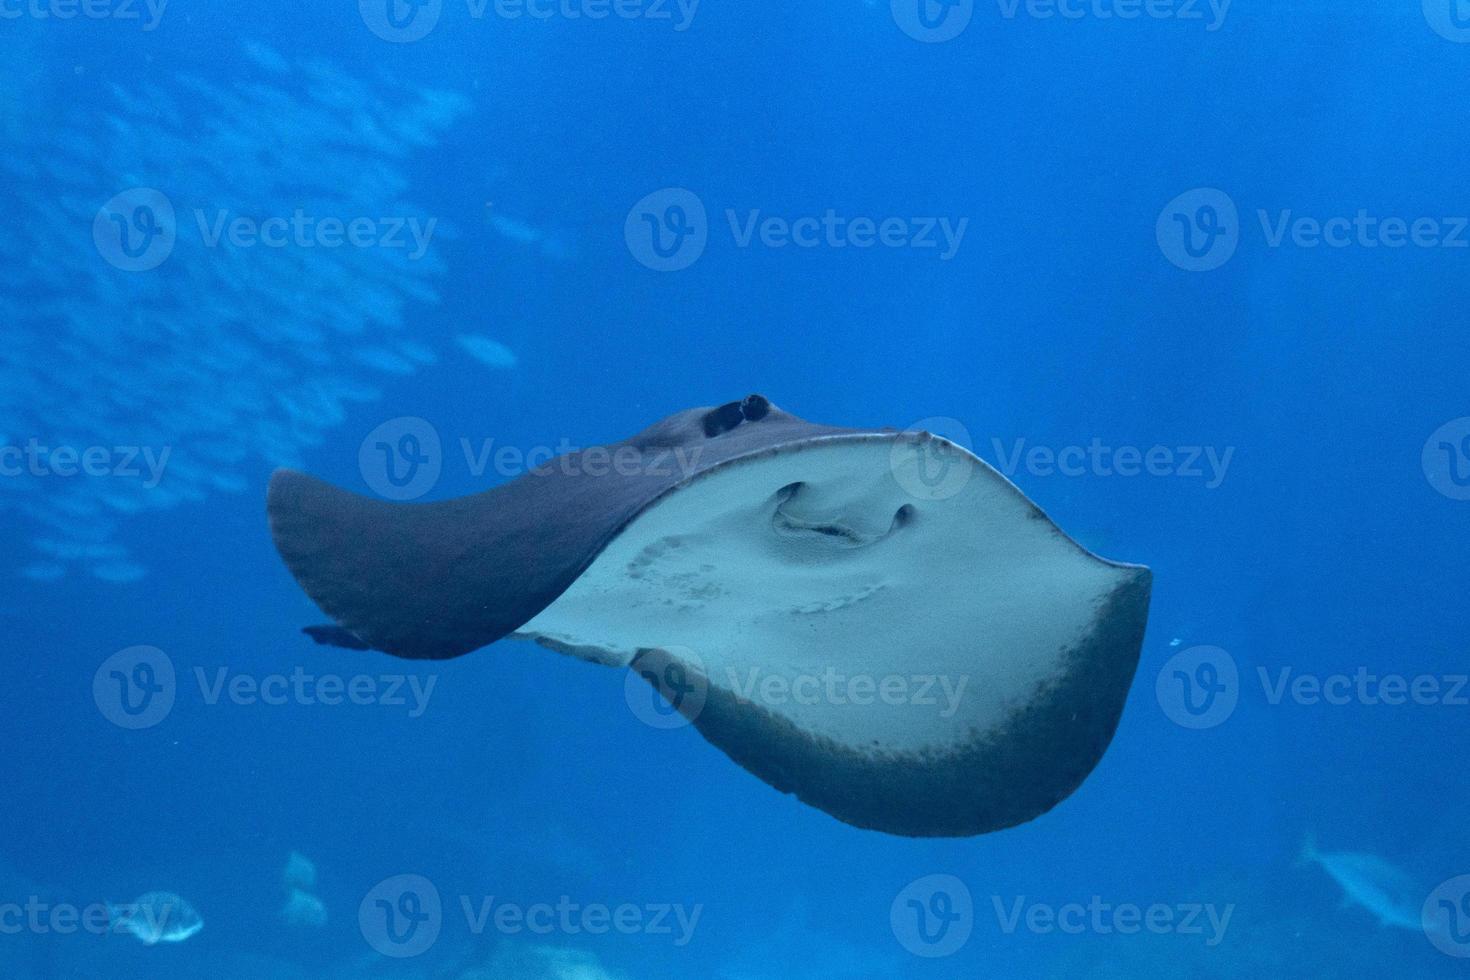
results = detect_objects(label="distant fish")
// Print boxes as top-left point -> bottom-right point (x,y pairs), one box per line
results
1299,836 -> 1423,930
455,334 -> 518,369
486,211 -> 574,261
280,887 -> 327,928
108,892 -> 203,945
282,850 -> 317,891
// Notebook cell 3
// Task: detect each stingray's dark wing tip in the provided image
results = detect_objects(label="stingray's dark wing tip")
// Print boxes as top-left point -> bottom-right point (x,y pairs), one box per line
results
302,624 -> 373,650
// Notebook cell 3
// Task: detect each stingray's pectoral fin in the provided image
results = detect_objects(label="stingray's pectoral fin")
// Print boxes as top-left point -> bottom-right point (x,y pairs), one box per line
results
267,468 -> 579,661
302,624 -> 372,650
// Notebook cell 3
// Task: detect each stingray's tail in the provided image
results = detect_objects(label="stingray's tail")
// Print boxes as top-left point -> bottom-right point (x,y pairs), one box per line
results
1295,833 -> 1319,867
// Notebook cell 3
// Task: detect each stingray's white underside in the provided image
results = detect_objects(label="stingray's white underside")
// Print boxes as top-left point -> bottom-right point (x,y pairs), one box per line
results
515,435 -> 1133,755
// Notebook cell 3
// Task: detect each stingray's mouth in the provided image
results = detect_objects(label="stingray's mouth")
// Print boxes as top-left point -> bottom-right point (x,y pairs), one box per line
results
769,481 -> 914,547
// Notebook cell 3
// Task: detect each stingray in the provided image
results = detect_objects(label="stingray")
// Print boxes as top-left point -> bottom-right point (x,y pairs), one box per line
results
267,395 -> 1151,837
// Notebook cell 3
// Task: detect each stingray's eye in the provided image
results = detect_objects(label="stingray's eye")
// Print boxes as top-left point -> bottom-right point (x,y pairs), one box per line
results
741,394 -> 770,422
701,400 -> 748,437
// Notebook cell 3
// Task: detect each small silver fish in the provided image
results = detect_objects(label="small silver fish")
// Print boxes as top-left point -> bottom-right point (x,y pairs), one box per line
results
109,891 -> 203,945
1300,837 -> 1423,930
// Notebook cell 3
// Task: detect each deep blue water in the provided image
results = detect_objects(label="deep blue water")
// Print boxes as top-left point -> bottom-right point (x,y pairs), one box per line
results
2,3 -> 1468,978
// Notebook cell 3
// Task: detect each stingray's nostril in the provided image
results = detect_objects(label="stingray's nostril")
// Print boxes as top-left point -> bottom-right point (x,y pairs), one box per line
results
892,504 -> 916,528
774,481 -> 805,502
